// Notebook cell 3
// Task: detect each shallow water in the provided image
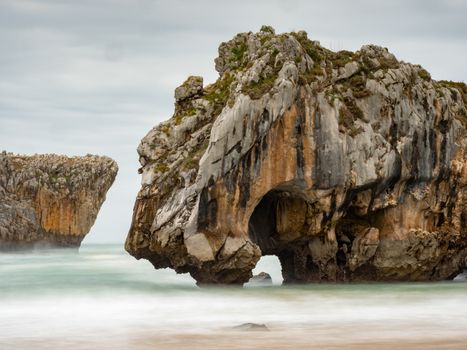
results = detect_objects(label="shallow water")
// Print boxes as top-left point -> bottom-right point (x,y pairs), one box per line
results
1,244 -> 466,349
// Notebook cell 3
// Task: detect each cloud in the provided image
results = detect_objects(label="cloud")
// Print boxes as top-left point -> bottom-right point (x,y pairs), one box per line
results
0,0 -> 465,243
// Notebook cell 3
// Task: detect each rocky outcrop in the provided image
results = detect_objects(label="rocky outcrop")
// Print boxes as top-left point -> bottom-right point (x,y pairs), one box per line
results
0,152 -> 118,249
126,26 -> 467,285
249,272 -> 272,285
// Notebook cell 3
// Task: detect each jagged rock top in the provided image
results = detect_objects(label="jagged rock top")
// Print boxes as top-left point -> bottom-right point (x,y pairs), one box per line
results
127,27 -> 466,285
0,152 -> 118,249
137,27 -> 466,185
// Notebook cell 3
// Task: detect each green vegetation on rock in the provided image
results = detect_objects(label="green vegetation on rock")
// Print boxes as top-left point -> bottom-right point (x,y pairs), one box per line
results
260,25 -> 275,34
154,163 -> 169,173
174,103 -> 197,125
203,72 -> 236,114
329,50 -> 355,68
298,64 -> 324,85
291,31 -> 324,64
346,74 -> 371,98
339,103 -> 364,137
181,139 -> 209,171
230,41 -> 248,64
417,68 -> 431,81
243,72 -> 279,100
160,124 -> 170,135
437,80 -> 467,104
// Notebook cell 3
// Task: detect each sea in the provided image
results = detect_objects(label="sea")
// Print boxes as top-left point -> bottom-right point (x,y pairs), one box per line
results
1,244 -> 466,350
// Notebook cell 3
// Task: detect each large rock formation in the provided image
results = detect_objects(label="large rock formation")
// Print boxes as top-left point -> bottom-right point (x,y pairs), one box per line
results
126,27 -> 466,285
0,152 -> 118,249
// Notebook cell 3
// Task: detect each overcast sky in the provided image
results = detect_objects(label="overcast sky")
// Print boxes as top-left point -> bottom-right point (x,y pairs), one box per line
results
1,0 -> 466,244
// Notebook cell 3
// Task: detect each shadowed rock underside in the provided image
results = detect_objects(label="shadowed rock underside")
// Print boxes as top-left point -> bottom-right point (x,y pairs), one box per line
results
126,27 -> 467,285
0,152 -> 118,249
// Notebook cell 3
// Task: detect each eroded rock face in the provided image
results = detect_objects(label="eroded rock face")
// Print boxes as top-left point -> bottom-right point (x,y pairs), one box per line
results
126,28 -> 467,285
0,152 -> 118,249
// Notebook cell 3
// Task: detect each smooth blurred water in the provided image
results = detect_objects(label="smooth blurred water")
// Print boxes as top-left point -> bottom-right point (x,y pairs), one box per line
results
1,244 -> 467,350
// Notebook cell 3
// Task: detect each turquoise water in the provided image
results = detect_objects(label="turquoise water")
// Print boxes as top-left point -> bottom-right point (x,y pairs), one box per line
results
1,244 -> 467,349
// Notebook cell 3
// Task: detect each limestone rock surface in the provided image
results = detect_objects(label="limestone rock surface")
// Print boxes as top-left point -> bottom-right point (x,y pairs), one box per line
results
126,28 -> 467,284
0,152 -> 118,249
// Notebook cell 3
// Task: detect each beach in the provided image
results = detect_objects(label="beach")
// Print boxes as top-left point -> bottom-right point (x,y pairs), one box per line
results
1,244 -> 466,350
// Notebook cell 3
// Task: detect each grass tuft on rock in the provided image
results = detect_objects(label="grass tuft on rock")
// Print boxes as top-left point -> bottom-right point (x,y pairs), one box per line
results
330,50 -> 355,68
417,68 -> 431,81
154,163 -> 169,173
260,25 -> 275,34
203,73 -> 236,115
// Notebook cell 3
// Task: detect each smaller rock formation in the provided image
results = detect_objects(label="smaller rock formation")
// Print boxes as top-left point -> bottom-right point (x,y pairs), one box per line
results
0,152 -> 118,249
232,323 -> 269,332
249,272 -> 272,285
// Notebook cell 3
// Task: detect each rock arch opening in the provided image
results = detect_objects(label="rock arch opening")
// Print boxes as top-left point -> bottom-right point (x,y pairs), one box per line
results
249,255 -> 283,285
248,188 -> 312,284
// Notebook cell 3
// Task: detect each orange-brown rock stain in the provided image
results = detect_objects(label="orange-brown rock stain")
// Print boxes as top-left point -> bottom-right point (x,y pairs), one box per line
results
35,189 -> 94,236
211,98 -> 317,242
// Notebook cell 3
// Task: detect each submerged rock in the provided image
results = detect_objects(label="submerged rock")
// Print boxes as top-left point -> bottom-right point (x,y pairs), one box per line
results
232,323 -> 269,331
249,272 -> 273,285
126,27 -> 467,285
0,152 -> 118,249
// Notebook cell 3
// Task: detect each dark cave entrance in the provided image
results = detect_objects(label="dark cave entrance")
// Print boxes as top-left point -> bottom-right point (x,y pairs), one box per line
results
248,191 -> 281,255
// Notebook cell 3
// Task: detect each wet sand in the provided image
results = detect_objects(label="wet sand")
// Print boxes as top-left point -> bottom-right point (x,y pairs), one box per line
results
9,333 -> 467,350
141,334 -> 467,350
